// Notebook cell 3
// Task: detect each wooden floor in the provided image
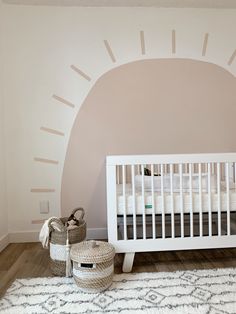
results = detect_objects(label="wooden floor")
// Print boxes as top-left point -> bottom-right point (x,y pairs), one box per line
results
0,242 -> 236,298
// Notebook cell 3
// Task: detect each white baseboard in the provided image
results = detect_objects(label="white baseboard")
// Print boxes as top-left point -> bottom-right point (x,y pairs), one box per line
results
6,228 -> 108,244
9,231 -> 39,243
0,233 -> 10,252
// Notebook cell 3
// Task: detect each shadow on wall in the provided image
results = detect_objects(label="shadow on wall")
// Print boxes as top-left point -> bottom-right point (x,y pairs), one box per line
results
61,59 -> 236,229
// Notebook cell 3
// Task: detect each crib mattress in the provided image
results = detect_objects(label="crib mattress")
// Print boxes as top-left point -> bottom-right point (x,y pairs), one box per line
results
117,186 -> 236,215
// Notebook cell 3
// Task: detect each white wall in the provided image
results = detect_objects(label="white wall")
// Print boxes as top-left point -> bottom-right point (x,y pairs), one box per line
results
1,5 -> 236,237
0,3 -> 8,247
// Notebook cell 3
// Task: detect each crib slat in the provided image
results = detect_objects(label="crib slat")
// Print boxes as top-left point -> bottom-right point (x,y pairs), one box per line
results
151,164 -> 156,239
189,163 -> 193,237
170,164 -> 175,238
225,162 -> 230,236
198,163 -> 203,237
217,163 -> 221,236
141,164 -> 146,240
179,164 -> 184,238
122,165 -> 127,240
131,165 -> 137,240
161,164 -> 165,238
207,163 -> 212,237
234,163 -> 236,190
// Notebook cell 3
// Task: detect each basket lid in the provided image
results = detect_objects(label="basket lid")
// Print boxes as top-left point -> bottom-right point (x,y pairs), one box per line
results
70,240 -> 115,264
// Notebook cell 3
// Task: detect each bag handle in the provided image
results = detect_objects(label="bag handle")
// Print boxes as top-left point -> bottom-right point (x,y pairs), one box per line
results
71,207 -> 85,222
48,217 -> 66,232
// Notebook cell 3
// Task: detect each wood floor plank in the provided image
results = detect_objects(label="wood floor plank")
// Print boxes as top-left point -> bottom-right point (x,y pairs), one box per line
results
0,271 -> 6,278
0,251 -> 29,298
0,243 -> 236,298
0,243 -> 37,271
0,243 -> 52,298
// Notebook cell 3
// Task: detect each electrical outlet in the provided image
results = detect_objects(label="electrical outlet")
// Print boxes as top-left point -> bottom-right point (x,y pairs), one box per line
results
40,200 -> 49,214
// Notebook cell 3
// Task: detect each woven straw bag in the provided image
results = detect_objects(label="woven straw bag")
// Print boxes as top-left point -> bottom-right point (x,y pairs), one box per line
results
48,208 -> 86,276
70,240 -> 115,292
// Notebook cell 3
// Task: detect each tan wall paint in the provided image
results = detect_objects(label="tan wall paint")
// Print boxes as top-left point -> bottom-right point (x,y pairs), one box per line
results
2,5 -> 236,235
0,3 -> 8,239
61,59 -> 236,228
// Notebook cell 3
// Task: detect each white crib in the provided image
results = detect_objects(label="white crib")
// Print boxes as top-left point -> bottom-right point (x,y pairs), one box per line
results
106,153 -> 236,272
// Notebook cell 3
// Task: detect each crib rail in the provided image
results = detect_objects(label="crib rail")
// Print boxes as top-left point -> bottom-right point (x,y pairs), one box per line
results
106,153 -> 236,253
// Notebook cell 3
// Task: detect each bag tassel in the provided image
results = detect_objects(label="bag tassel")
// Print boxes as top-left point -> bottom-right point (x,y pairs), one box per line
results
65,230 -> 72,277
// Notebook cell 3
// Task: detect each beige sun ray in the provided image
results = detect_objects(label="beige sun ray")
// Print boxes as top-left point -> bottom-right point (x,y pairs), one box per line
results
34,157 -> 59,165
104,40 -> 116,63
140,31 -> 146,55
228,49 -> 236,66
31,188 -> 55,193
40,127 -> 65,137
70,65 -> 91,81
52,94 -> 75,108
202,33 -> 209,56
172,30 -> 176,54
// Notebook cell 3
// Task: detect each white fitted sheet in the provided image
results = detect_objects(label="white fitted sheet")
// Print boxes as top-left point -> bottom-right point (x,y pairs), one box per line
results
117,184 -> 236,215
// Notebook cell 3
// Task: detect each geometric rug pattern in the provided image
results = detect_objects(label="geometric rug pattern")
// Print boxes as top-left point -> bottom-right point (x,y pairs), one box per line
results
0,268 -> 236,313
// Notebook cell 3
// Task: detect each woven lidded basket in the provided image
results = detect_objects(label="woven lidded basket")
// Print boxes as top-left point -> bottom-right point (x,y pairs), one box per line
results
70,240 -> 115,293
48,208 -> 86,276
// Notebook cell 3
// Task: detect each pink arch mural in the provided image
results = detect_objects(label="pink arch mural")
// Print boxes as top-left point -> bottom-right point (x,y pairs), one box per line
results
61,58 -> 236,230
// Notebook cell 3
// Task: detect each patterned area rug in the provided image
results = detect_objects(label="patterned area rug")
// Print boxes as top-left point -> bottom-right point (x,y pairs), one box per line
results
0,268 -> 236,313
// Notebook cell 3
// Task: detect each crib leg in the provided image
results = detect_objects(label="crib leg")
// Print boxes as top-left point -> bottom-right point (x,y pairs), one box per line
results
122,253 -> 135,273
